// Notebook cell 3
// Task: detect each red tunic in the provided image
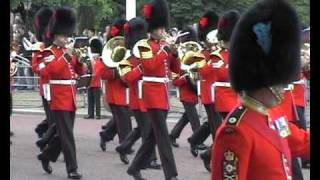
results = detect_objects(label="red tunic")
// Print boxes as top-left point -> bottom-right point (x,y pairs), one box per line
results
199,49 -> 217,105
292,73 -> 307,107
39,46 -> 85,111
280,90 -> 298,122
212,105 -> 310,180
140,39 -> 180,110
172,73 -> 198,104
212,49 -> 239,113
96,61 -> 128,106
90,58 -> 102,88
31,43 -> 47,97
122,57 -> 146,111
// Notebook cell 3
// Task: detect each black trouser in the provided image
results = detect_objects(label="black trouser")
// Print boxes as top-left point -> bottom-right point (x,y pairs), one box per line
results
188,104 -> 222,145
100,117 -> 117,141
87,87 -> 101,117
128,109 -> 177,179
110,104 -> 132,143
117,110 -> 157,160
170,102 -> 201,139
292,157 -> 304,180
41,111 -> 78,173
35,97 -> 52,137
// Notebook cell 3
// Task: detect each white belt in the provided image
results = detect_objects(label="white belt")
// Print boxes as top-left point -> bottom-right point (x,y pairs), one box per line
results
284,84 -> 294,91
197,80 -> 201,96
138,76 -> 169,99
50,80 -> 77,85
293,79 -> 305,85
126,88 -> 130,105
142,76 -> 169,83
211,82 -> 231,102
43,83 -> 51,101
176,88 -> 180,99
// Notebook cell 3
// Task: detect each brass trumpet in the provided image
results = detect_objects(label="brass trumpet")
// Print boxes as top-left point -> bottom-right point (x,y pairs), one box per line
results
101,36 -> 128,68
10,61 -> 17,77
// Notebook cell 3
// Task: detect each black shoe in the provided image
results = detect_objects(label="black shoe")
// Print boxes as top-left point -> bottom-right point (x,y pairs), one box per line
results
95,116 -> 101,119
127,170 -> 146,180
197,143 -> 208,150
37,154 -> 52,174
36,139 -> 46,151
146,160 -> 161,170
120,153 -> 129,164
187,138 -> 198,157
84,115 -> 94,119
68,171 -> 82,179
170,135 -> 179,148
99,132 -> 106,152
127,148 -> 135,154
101,124 -> 107,129
10,131 -> 14,137
200,152 -> 211,172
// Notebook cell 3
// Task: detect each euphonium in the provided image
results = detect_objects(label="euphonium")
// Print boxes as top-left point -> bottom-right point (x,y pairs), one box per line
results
101,36 -> 128,68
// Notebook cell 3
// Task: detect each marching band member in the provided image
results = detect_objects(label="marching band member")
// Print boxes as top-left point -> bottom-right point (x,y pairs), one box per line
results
32,7 -> 54,139
168,27 -> 202,149
114,17 -> 160,169
98,18 -> 133,152
212,1 -> 310,179
84,37 -> 103,119
36,7 -> 84,179
126,0 -> 180,179
186,10 -> 221,160
198,10 -> 241,172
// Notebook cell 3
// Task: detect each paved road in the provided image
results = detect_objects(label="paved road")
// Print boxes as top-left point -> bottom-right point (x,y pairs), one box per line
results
10,114 -> 310,180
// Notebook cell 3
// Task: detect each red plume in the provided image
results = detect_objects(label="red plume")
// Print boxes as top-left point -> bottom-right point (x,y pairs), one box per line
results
110,26 -> 120,37
143,4 -> 153,20
124,23 -> 130,34
199,17 -> 209,29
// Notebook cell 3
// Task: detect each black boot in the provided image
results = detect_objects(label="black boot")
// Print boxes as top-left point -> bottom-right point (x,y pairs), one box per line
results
197,143 -> 208,150
99,132 -> 106,151
127,170 -> 146,180
200,150 -> 211,172
187,138 -> 198,157
68,171 -> 82,179
115,147 -> 130,164
146,159 -> 161,170
170,135 -> 179,148
37,153 -> 52,174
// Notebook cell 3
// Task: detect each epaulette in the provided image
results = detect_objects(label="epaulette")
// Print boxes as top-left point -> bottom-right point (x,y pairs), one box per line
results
226,106 -> 247,127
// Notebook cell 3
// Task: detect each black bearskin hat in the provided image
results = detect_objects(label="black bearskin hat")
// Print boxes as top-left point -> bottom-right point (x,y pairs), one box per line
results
108,18 -> 128,39
198,11 -> 219,42
217,10 -> 240,42
33,7 -> 53,42
47,7 -> 76,36
89,37 -> 103,55
176,26 -> 198,44
229,0 -> 301,92
124,17 -> 148,50
143,0 -> 170,32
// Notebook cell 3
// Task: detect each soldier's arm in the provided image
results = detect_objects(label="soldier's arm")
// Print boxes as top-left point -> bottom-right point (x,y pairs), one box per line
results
172,75 -> 187,87
122,65 -> 143,85
212,125 -> 252,180
31,51 -> 41,74
287,122 -> 310,159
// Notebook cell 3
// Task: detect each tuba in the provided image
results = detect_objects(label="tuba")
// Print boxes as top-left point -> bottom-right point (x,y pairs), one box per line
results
178,41 -> 206,86
101,36 -> 128,68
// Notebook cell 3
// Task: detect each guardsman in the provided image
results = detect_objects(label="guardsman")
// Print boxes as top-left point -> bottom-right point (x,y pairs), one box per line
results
114,17 -> 161,169
126,0 -> 180,179
186,10 -> 221,159
168,26 -> 203,149
32,7 -> 54,139
98,18 -> 133,151
198,10 -> 241,172
36,7 -> 84,179
212,1 -> 310,179
84,37 -> 103,119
